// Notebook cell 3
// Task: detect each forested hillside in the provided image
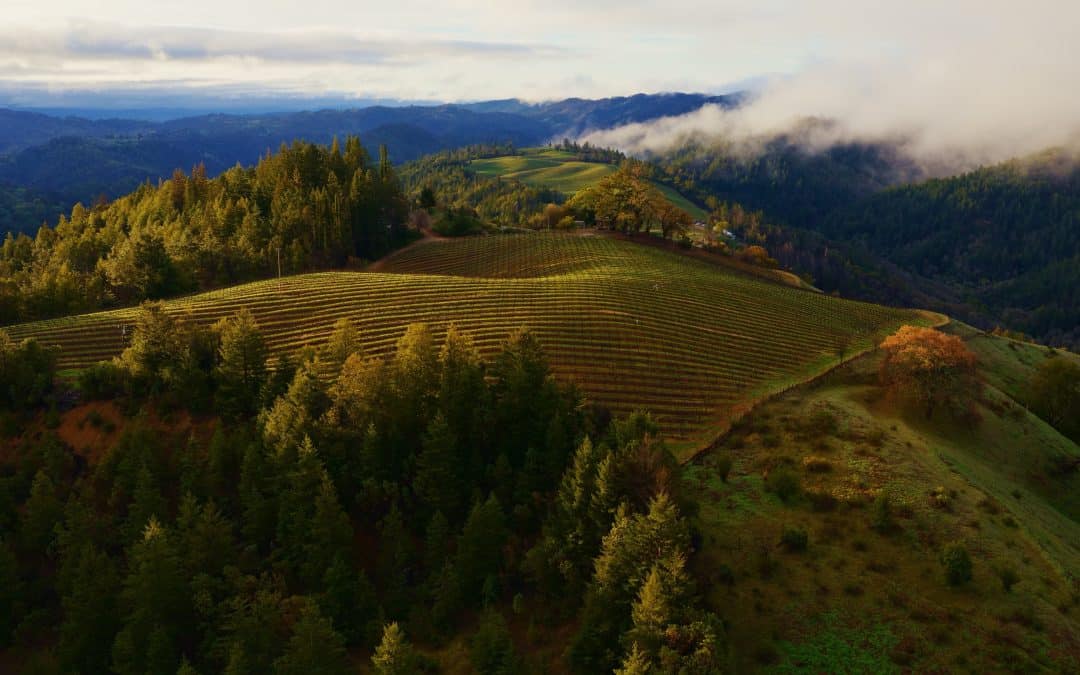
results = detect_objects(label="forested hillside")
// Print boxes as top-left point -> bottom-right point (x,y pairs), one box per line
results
0,311 -> 725,674
0,138 -> 410,324
655,142 -> 1080,348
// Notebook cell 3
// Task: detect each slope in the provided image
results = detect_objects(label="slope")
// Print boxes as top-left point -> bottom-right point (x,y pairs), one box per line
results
687,330 -> 1080,672
470,148 -> 708,219
6,232 -> 931,456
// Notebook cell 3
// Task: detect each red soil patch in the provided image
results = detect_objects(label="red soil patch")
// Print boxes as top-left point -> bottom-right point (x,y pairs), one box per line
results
54,401 -> 125,465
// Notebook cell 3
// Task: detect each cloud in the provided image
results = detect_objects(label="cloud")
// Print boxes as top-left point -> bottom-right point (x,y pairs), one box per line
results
578,0 -> 1080,170
0,22 -> 561,67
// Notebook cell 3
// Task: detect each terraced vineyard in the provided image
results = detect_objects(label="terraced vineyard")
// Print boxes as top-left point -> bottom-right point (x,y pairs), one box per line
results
7,232 -> 937,455
470,148 -> 708,219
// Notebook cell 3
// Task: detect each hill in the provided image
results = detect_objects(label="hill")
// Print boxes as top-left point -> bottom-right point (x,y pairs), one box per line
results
470,148 -> 707,219
4,231 -> 931,456
0,94 -> 734,235
655,142 -> 1080,349
687,327 -> 1080,671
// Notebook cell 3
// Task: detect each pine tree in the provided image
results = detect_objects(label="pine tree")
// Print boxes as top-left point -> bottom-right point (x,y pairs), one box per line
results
376,505 -> 412,617
114,517 -> 189,675
627,565 -> 670,655
423,510 -> 452,574
469,610 -> 516,675
320,555 -> 378,646
372,622 -> 418,675
456,495 -> 507,601
303,472 -> 353,588
323,318 -> 362,373
58,543 -> 121,673
615,643 -> 653,675
20,469 -> 63,554
260,359 -> 327,456
272,602 -> 351,675
124,463 -> 167,543
414,414 -> 464,521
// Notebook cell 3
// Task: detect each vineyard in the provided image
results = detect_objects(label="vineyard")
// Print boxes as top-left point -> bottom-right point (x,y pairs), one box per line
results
7,232 -> 935,455
470,148 -> 708,219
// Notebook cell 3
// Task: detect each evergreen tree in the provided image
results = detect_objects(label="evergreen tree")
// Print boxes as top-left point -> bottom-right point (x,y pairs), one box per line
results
372,622 -> 418,675
303,472 -> 353,588
615,643 -> 653,675
376,505 -> 413,618
260,359 -> 328,456
323,318 -> 362,373
20,469 -> 63,555
469,610 -> 516,675
414,413 -> 464,522
272,602 -> 351,675
320,555 -> 378,646
57,543 -> 121,673
124,463 -> 167,543
113,517 -> 190,675
455,495 -> 507,602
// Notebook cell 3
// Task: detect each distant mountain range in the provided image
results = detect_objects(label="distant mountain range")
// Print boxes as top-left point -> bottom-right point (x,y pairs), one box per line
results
0,93 -> 740,233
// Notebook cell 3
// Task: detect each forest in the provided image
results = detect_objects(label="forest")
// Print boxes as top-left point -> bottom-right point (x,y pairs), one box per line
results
0,309 -> 724,674
653,142 -> 1080,349
0,138 -> 411,325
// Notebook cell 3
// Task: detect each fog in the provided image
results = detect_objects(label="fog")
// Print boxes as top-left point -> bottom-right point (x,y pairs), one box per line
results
581,2 -> 1080,172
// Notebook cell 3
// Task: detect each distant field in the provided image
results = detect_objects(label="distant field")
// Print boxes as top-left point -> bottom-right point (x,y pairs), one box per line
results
470,148 -> 708,220
7,232 -> 929,454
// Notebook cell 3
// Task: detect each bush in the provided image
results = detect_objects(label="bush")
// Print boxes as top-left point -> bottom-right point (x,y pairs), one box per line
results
802,456 -> 831,472
871,493 -> 893,533
77,361 -> 128,400
780,526 -> 808,552
940,543 -> 973,586
996,566 -> 1020,593
715,455 -> 733,483
765,467 -> 801,503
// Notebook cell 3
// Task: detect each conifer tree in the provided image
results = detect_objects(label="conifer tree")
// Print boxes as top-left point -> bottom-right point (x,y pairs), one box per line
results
124,463 -> 167,543
372,622 -> 418,675
20,469 -> 63,554
272,602 -> 351,675
456,495 -> 507,601
303,472 -> 353,588
58,543 -> 121,673
323,317 -> 362,373
415,413 -> 464,521
114,517 -> 189,675
615,643 -> 653,675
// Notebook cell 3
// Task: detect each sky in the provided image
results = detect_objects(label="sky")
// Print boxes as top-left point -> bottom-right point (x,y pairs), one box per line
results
3,0 -> 1079,166
0,0 -> 931,104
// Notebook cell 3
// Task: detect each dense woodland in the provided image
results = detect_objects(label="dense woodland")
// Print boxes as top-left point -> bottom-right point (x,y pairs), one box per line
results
0,311 -> 724,673
651,142 -> 1080,348
0,138 -> 411,324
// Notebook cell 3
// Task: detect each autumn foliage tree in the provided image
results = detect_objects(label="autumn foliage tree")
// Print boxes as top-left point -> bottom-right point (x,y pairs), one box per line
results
879,326 -> 979,419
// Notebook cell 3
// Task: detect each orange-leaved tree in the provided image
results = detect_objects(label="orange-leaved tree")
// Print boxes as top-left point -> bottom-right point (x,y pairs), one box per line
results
879,326 -> 979,419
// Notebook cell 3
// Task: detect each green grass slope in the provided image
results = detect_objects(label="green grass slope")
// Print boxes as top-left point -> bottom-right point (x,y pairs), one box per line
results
7,232 -> 929,455
688,331 -> 1080,672
470,148 -> 708,219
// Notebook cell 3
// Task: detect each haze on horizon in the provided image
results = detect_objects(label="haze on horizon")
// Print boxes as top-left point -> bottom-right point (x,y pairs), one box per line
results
3,0 -> 1080,166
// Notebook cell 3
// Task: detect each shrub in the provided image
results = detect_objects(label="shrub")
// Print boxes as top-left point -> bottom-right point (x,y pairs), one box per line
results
996,566 -> 1020,593
871,493 -> 893,533
940,544 -> 973,586
806,489 -> 838,512
765,467 -> 801,503
780,526 -> 808,552
715,455 -> 733,483
77,361 -> 128,400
